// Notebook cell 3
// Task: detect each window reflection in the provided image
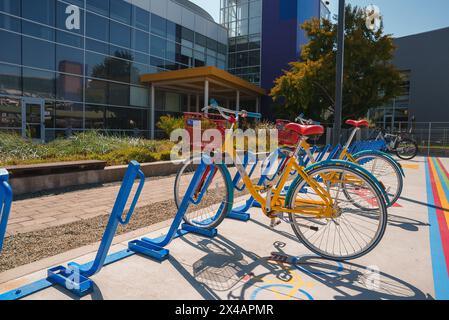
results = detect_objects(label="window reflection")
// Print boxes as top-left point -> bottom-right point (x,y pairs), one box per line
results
56,73 -> 83,102
0,63 -> 21,96
0,97 -> 21,128
55,102 -> 83,129
23,67 -> 56,99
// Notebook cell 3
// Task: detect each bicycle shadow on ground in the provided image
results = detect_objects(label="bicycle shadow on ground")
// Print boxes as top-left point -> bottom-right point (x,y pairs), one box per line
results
399,196 -> 449,213
386,214 -> 430,232
172,234 -> 429,300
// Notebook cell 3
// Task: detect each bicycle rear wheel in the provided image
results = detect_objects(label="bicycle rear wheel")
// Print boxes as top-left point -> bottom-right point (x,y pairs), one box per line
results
174,156 -> 232,229
396,138 -> 418,160
353,153 -> 403,207
287,164 -> 388,261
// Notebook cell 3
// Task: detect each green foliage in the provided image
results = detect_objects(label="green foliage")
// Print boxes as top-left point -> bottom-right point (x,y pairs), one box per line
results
156,115 -> 185,138
271,4 -> 403,122
0,132 -> 174,166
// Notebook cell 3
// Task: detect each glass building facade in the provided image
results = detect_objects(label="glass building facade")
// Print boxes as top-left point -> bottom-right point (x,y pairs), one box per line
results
220,0 -> 262,86
0,0 -> 227,141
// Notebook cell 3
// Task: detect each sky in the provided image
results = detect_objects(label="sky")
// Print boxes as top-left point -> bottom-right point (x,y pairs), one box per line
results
189,0 -> 449,38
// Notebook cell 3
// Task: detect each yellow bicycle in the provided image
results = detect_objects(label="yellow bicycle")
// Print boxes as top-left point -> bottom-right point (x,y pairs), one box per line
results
175,105 -> 389,261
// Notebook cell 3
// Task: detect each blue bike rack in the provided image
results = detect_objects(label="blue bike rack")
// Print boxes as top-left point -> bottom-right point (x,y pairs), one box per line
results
128,157 -> 218,262
47,161 -> 146,296
0,169 -> 13,254
0,157 -> 225,300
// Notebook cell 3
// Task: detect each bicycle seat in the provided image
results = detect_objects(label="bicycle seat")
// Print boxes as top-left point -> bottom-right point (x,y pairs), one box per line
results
285,123 -> 324,137
346,120 -> 369,128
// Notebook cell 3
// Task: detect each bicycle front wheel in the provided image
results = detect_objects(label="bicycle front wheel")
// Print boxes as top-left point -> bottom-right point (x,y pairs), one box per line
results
287,164 -> 388,261
174,156 -> 232,229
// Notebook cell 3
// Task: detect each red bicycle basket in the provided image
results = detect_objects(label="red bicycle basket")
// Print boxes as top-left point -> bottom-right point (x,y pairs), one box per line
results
276,119 -> 300,146
184,112 -> 229,150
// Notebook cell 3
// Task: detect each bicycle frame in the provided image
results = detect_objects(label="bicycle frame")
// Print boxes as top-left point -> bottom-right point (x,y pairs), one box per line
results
197,113 -> 336,219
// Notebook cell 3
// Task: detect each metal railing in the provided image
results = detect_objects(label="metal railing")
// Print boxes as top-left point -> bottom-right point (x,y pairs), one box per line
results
325,122 -> 449,157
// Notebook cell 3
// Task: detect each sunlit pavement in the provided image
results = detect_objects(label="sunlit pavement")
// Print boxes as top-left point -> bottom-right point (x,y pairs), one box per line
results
0,156 -> 448,300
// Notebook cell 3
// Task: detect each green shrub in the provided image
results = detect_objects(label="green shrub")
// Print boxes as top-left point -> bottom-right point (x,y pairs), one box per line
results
156,115 -> 184,138
100,147 -> 159,166
0,131 -> 176,167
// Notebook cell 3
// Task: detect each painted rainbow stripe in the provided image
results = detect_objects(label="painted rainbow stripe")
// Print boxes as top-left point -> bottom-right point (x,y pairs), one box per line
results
425,158 -> 449,299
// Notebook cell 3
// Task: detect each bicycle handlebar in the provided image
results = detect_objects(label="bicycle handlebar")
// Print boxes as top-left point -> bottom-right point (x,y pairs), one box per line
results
295,114 -> 320,125
202,105 -> 262,120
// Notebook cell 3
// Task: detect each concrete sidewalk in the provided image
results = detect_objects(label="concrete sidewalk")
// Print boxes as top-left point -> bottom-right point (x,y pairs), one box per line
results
6,167 -> 248,237
0,157 -> 446,300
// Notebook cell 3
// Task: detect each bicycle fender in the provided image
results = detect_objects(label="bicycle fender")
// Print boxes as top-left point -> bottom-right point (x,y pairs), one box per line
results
353,150 -> 405,177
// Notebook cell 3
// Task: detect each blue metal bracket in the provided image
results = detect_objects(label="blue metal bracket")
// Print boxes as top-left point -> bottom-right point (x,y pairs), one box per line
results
0,168 -> 12,254
128,158 -> 218,262
47,161 -> 146,297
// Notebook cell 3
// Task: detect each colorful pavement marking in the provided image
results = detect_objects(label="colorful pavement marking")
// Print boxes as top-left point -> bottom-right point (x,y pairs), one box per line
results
402,163 -> 420,170
425,158 -> 449,299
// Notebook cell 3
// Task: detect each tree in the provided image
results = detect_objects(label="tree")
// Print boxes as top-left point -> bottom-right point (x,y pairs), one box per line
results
270,4 -> 403,123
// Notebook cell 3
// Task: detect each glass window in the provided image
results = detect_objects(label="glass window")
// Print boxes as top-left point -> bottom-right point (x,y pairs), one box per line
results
86,0 -> 109,17
107,57 -> 131,83
151,14 -> 166,37
55,102 -> 83,129
132,29 -> 149,53
22,37 -> 55,70
56,30 -> 83,48
249,17 -> 261,35
181,27 -> 194,48
150,56 -> 164,68
131,62 -> 149,85
249,1 -> 262,18
130,86 -> 148,107
86,51 -> 108,79
110,21 -> 131,48
108,82 -> 129,106
166,41 -> 176,61
206,38 -> 218,51
248,50 -> 260,66
0,63 -> 21,96
85,104 -> 106,129
86,11 -> 109,41
0,97 -> 21,128
56,73 -> 83,102
166,21 -> 176,42
56,45 -> 83,75
22,0 -> 55,26
151,35 -> 166,58
110,45 -> 132,59
56,1 -> 84,34
23,67 -> 56,99
133,51 -> 149,65
195,33 -> 207,48
206,55 -> 216,67
85,78 -> 108,104
0,30 -> 21,64
0,0 -> 21,15
236,52 -> 248,68
110,0 -> 131,24
22,20 -> 55,41
86,38 -> 109,54
133,6 -> 149,31
249,35 -> 260,49
106,106 -> 144,130
0,12 -> 21,32
194,51 -> 205,67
